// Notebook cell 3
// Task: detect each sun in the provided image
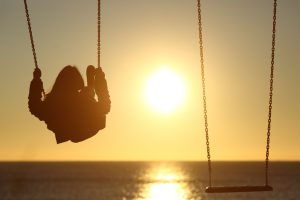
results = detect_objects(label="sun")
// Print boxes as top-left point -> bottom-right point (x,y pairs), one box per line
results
144,67 -> 186,114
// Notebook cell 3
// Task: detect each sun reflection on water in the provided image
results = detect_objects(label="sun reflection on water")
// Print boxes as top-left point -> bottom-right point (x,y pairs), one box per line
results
141,164 -> 188,200
145,183 -> 186,200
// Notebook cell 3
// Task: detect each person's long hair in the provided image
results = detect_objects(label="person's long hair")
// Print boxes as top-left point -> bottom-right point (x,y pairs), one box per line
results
46,65 -> 84,100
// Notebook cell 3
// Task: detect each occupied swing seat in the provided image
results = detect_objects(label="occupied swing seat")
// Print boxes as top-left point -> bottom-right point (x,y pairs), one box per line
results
28,66 -> 110,144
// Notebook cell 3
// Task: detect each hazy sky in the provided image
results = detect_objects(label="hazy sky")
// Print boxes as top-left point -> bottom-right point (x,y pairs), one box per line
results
0,0 -> 299,161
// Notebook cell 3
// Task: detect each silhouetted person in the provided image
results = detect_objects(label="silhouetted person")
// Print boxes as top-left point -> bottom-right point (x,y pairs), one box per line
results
28,65 -> 111,144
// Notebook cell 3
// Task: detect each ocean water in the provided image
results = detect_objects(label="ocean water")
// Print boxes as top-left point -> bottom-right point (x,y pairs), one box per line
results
0,162 -> 299,200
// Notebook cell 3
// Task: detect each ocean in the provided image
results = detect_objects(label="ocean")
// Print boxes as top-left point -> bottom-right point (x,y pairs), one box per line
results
0,162 -> 299,200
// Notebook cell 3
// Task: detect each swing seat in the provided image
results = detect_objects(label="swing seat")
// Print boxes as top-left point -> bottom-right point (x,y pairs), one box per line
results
205,185 -> 273,193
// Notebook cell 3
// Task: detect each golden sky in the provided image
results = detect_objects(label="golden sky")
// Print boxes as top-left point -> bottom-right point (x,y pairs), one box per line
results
0,0 -> 299,161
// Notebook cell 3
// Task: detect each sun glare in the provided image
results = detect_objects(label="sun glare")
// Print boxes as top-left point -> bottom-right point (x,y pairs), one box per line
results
144,67 -> 186,114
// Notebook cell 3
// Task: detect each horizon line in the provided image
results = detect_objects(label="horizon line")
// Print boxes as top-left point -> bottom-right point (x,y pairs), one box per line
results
0,159 -> 299,162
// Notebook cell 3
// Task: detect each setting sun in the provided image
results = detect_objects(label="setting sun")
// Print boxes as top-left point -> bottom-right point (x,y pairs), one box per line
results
144,67 -> 187,114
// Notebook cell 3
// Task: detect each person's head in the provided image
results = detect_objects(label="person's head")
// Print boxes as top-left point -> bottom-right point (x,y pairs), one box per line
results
47,65 -> 84,98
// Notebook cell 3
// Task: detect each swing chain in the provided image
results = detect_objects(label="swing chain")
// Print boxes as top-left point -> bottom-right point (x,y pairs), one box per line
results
24,0 -> 45,97
24,0 -> 39,69
197,0 -> 212,187
97,0 -> 101,69
265,0 -> 277,186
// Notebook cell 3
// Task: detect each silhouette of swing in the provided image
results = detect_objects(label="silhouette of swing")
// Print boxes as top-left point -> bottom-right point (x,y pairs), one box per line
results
196,0 -> 277,193
24,0 -> 110,144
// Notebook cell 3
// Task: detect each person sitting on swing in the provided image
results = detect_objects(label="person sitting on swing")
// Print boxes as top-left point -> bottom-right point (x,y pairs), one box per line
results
28,65 -> 111,144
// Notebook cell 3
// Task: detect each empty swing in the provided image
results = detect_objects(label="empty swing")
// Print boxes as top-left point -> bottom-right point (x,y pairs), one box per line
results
196,0 -> 278,193
24,0 -> 111,144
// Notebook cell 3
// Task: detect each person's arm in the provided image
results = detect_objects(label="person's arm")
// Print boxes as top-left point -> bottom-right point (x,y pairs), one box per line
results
28,68 -> 45,120
95,67 -> 111,114
69,67 -> 110,143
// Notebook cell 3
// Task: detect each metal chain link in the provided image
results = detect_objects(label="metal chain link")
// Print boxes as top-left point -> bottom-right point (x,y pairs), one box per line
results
265,0 -> 277,186
97,0 -> 101,69
197,0 -> 212,187
24,0 -> 39,69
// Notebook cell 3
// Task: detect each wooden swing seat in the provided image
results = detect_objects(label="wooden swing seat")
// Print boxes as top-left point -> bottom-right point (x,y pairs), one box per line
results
205,185 -> 273,193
